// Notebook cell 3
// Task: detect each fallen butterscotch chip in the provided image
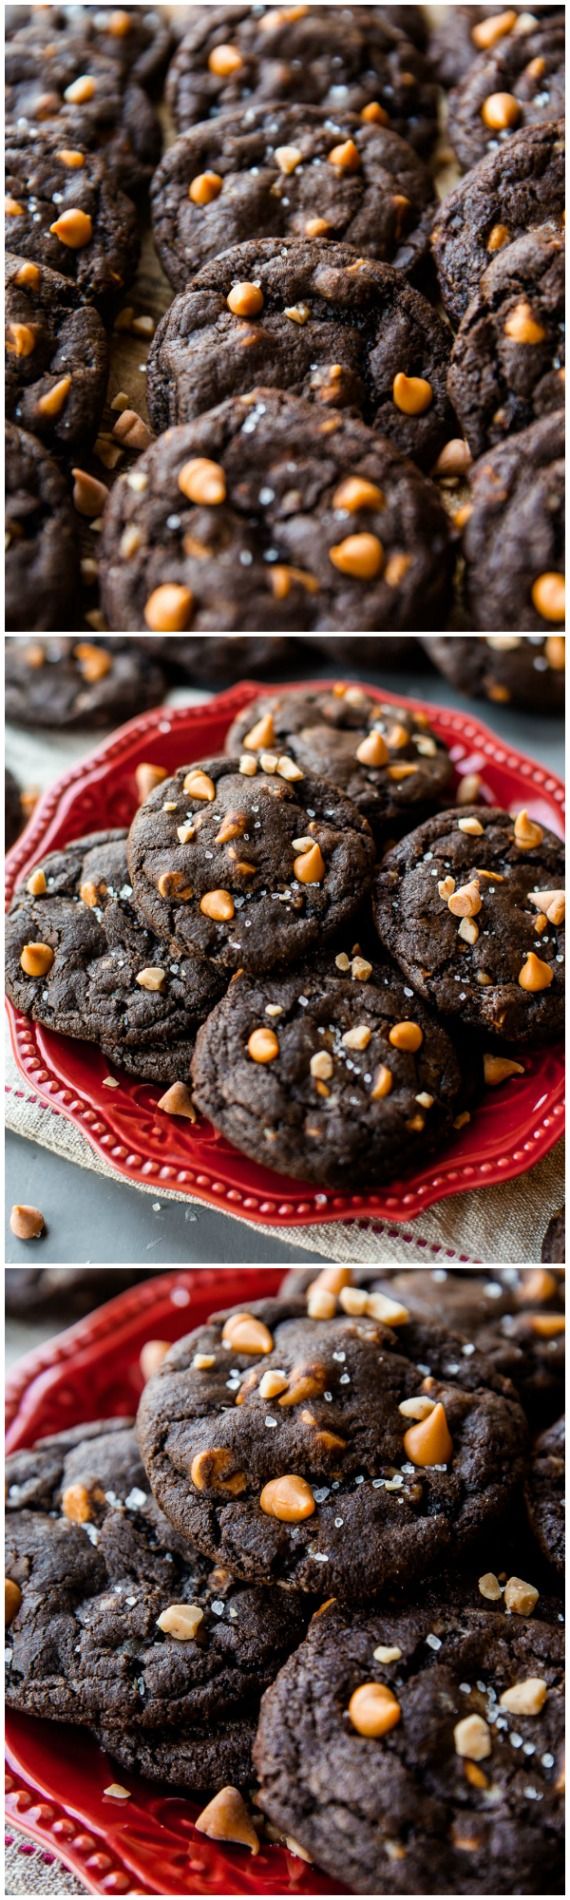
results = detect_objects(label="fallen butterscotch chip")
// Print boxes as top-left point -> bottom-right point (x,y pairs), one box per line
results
157,1083 -> 197,1121
196,1786 -> 259,1854
103,1784 -> 131,1800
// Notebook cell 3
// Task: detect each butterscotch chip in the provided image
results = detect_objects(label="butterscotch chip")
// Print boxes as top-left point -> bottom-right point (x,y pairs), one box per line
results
481,91 -> 520,132
504,1576 -> 539,1615
50,209 -> 93,249
20,942 -> 54,977
62,1482 -> 92,1523
196,1786 -> 259,1855
140,1339 -> 170,1380
500,1676 -> 547,1716
531,574 -> 565,623
157,1082 -> 197,1120
260,1475 -> 315,1522
329,533 -> 383,579
348,1682 -> 401,1737
222,1312 -> 274,1354
178,458 -> 226,505
189,170 -> 223,205
454,1714 -> 491,1761
190,1448 -> 247,1495
227,281 -> 264,317
393,372 -> 432,415
9,1203 -> 45,1241
144,584 -> 193,631
156,1602 -> 204,1640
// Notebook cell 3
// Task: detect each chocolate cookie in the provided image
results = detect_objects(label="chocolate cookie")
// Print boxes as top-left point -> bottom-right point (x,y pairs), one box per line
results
5,24 -> 161,194
422,635 -> 566,711
166,6 -> 438,155
254,1599 -> 564,1893
150,103 -> 436,292
99,388 -> 453,634
5,122 -> 140,311
142,635 -> 293,685
5,1267 -> 159,1316
431,118 -> 565,327
32,4 -> 173,92
542,1209 -> 565,1263
447,227 -> 565,458
372,804 -> 565,1045
429,5 -> 561,90
5,829 -> 225,1082
191,955 -> 463,1188
225,686 -> 453,844
525,1415 -> 565,1575
448,16 -> 565,174
5,1418 -> 308,1789
127,754 -> 375,975
5,637 -> 166,727
5,767 -> 22,850
6,421 -> 77,632
462,413 -> 565,633
286,1267 -> 566,1425
136,1294 -> 527,1599
308,636 -> 420,667
6,253 -> 109,454
147,239 -> 452,472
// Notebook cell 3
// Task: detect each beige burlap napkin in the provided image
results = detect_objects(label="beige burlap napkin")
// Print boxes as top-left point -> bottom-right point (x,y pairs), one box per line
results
6,1034 -> 563,1265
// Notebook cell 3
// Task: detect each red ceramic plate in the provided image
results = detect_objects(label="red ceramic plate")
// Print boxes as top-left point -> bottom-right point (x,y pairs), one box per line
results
5,1268 -> 338,1897
6,679 -> 564,1227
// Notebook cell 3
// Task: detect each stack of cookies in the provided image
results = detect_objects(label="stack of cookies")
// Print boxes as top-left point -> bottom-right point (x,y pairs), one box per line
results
5,675 -> 565,1206
6,1266 -> 565,1891
5,5 -> 565,632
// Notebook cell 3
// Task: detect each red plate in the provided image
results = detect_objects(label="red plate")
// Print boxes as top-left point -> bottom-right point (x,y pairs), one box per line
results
5,1269 -> 339,1896
6,679 -> 564,1227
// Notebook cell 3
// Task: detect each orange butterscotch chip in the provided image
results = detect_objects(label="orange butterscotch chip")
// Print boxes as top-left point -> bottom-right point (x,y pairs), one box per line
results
329,533 -> 383,579
370,1064 -> 393,1100
518,952 -> 554,993
20,942 -> 54,977
332,476 -> 384,512
178,457 -> 226,505
305,216 -> 331,237
56,148 -> 86,168
190,1448 -> 247,1495
227,281 -> 263,317
393,372 -> 432,415
519,1268 -> 558,1304
248,1027 -> 280,1064
200,889 -> 235,921
6,321 -> 38,358
546,634 -> 565,669
293,841 -> 325,884
5,1579 -> 22,1626
472,9 -> 517,49
481,91 -> 520,131
487,222 -> 510,252
389,1021 -> 423,1052
62,1483 -> 92,1522
6,197 -> 25,216
348,1683 -> 401,1738
183,769 -> 216,799
513,808 -> 544,849
13,261 -> 41,287
503,301 -> 546,344
360,100 -> 389,125
327,138 -> 360,171
64,76 -> 96,105
270,565 -> 318,600
196,1786 -> 259,1856
356,730 -> 389,768
144,584 -> 193,632
222,1312 -> 274,1354
189,170 -> 223,205
259,1475 -> 315,1522
404,1400 -> 453,1467
385,552 -> 411,587
74,640 -> 111,682
530,1313 -> 565,1338
38,374 -> 72,417
531,573 -> 565,624
208,43 -> 243,76
49,208 -> 93,248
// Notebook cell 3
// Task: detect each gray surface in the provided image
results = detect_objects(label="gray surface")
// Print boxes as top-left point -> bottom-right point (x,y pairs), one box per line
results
6,638 -> 564,1265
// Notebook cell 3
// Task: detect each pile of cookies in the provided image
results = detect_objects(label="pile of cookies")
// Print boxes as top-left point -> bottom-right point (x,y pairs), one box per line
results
5,673 -> 565,1199
6,1266 -> 565,1892
5,5 -> 565,632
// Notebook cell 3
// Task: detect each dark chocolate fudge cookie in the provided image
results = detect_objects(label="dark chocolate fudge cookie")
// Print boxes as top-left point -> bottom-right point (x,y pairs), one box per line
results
462,413 -> 565,633
447,227 -> 564,458
100,388 -> 453,634
542,1209 -> 565,1263
5,767 -> 22,850
5,829 -> 225,1081
166,5 -> 438,155
372,804 -> 565,1044
137,1294 -> 527,1598
429,5 -> 561,90
5,637 -> 166,728
422,635 -> 566,711
5,25 -> 161,195
5,1418 -> 308,1789
5,1267 -> 158,1316
525,1415 -> 565,1574
147,240 -> 452,472
5,123 -> 140,311
448,16 -> 565,174
254,1599 -> 564,1893
191,956 -> 463,1188
6,422 -> 77,633
431,118 -> 565,327
128,753 -> 375,975
150,104 -> 436,292
142,635 -> 293,684
33,5 -> 173,91
225,686 -> 452,844
6,253 -> 109,454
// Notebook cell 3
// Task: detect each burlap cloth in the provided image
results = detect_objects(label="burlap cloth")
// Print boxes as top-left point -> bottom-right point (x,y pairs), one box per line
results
6,684 -> 564,1269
